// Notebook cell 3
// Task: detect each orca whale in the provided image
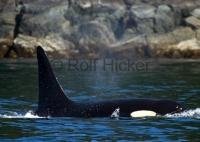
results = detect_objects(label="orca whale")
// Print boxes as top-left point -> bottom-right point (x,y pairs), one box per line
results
35,46 -> 184,117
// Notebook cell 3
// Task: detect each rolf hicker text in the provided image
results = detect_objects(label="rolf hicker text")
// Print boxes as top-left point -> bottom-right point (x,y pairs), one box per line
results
51,59 -> 149,72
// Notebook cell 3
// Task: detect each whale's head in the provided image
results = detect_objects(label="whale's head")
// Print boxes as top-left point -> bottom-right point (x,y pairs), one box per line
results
156,100 -> 184,115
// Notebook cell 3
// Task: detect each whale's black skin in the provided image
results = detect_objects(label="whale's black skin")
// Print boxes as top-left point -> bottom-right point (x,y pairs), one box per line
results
35,46 -> 184,117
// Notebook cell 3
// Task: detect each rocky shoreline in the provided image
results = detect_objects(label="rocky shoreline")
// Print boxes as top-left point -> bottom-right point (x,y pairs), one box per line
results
0,0 -> 200,59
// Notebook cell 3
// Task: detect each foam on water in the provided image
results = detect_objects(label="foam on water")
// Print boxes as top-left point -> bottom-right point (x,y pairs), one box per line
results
165,108 -> 200,119
0,110 -> 45,119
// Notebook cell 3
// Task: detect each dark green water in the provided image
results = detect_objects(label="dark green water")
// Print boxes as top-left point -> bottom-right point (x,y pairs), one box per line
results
0,59 -> 199,141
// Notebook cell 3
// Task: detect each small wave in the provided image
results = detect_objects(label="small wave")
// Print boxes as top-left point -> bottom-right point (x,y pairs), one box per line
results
0,110 -> 45,119
165,108 -> 200,119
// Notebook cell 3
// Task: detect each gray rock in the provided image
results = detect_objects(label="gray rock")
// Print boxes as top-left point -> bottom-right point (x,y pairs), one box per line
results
122,28 -> 138,40
73,21 -> 115,46
196,29 -> 200,40
127,4 -> 177,36
131,4 -> 155,19
191,8 -> 200,19
104,7 -> 126,38
148,33 -> 177,51
147,27 -> 197,58
1,0 -> 200,58
136,19 -> 155,34
0,0 -> 15,12
113,4 -> 154,39
0,12 -> 15,37
123,0 -> 135,6
154,5 -> 176,33
21,5 -> 69,37
172,27 -> 196,42
185,16 -> 200,29
109,35 -> 150,58
0,38 -> 12,58
14,34 -> 73,58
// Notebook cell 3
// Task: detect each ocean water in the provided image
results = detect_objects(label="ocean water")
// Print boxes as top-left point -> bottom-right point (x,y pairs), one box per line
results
0,59 -> 199,141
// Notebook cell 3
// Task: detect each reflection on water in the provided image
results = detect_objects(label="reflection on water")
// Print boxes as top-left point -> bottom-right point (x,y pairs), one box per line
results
0,59 -> 199,141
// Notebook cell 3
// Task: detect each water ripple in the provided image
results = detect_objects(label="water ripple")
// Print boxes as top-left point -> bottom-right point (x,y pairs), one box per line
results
165,108 -> 200,119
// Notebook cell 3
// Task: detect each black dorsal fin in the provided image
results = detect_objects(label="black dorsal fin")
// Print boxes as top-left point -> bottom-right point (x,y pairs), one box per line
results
36,46 -> 70,116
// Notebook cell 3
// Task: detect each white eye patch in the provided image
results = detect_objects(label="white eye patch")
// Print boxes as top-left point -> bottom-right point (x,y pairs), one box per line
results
130,110 -> 157,118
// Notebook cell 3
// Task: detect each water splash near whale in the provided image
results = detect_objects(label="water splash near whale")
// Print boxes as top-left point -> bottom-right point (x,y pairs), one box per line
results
0,110 -> 46,119
165,108 -> 200,119
111,107 -> 120,119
